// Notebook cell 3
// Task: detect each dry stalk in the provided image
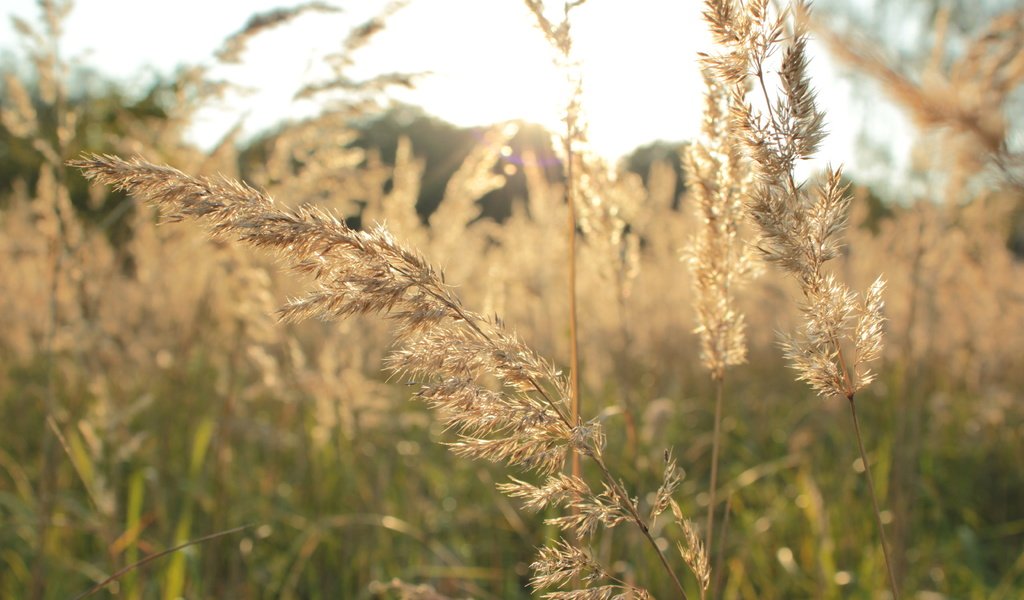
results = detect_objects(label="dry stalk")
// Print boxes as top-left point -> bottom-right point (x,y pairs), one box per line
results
520,4 -> 705,596
523,0 -> 586,486
7,2 -> 95,595
684,68 -> 754,598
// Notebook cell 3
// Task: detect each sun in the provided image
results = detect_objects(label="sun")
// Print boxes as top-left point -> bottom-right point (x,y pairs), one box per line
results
176,0 -> 711,161
369,0 -> 709,161
382,0 -> 567,136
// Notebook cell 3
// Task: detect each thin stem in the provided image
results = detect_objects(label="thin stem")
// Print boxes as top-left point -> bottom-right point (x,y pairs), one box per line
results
558,0 -> 582,483
712,494 -> 733,600
848,397 -> 900,599
565,78 -> 582,477
33,99 -> 73,600
704,375 -> 725,598
72,525 -> 252,600
563,9 -> 583,588
590,452 -> 689,599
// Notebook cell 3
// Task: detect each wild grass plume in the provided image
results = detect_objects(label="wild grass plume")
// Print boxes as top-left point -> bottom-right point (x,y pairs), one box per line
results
702,0 -> 894,595
1,0 -> 1022,598
684,66 -> 755,598
71,153 -> 704,598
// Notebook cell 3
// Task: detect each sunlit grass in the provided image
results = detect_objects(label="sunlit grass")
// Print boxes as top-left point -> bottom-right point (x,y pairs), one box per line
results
1,0 -> 1023,598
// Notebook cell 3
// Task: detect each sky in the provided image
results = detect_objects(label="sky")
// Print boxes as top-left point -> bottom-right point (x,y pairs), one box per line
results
0,0 -> 907,176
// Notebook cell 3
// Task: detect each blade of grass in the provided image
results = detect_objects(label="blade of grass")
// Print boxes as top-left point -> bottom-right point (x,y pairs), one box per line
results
73,525 -> 252,600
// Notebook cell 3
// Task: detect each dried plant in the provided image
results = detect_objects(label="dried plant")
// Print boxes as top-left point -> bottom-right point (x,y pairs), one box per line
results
215,2 -> 340,64
519,4 -> 711,597
671,500 -> 710,596
4,3 -> 96,596
363,135 -> 426,239
429,123 -> 518,259
71,154 -> 705,598
683,68 -> 755,597
2,0 -> 1020,597
701,0 -> 895,596
295,0 -> 418,108
523,0 -> 586,486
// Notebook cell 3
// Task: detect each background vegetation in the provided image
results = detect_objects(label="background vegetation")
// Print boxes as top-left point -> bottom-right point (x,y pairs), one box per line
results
1,0 -> 1022,598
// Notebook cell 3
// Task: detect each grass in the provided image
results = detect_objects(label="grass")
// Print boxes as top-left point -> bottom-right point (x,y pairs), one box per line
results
1,338 -> 1022,597
1,0 -> 1023,598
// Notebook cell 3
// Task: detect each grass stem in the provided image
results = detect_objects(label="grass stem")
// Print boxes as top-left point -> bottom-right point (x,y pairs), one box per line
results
565,69 -> 581,483
72,525 -> 252,600
590,453 -> 689,599
704,376 -> 725,598
849,397 -> 900,599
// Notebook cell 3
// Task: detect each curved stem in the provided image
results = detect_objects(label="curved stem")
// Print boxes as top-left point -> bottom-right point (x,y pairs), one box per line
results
73,525 -> 251,600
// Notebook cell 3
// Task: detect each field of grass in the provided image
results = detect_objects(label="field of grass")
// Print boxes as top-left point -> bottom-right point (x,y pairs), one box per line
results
2,0 -> 1023,598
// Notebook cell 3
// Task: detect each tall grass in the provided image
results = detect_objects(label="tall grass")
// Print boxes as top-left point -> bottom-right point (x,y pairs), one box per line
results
0,0 -> 1022,598
700,0 -> 894,594
683,66 -> 754,599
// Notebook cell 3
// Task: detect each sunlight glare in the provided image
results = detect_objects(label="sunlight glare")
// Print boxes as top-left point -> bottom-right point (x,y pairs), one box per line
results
362,0 -> 710,161
570,0 -> 710,159
374,0 -> 566,135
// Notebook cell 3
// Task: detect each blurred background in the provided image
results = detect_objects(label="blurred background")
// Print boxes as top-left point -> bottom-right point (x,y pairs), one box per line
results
1,0 -> 1022,598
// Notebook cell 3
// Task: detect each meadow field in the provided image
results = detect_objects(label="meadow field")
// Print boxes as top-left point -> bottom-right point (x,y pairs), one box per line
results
1,0 -> 1023,598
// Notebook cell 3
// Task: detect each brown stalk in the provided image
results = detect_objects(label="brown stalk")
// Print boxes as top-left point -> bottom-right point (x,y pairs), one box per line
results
565,75 -> 582,483
588,452 -> 689,599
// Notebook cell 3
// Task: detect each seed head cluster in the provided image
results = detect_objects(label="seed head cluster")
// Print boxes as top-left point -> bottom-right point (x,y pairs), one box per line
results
702,0 -> 886,400
71,153 -> 683,598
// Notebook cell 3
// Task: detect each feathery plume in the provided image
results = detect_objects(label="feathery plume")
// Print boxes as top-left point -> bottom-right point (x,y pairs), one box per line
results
701,1 -> 897,595
71,153 -> 691,598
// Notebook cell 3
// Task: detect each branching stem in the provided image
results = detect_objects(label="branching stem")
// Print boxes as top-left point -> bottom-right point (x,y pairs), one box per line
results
590,452 -> 689,599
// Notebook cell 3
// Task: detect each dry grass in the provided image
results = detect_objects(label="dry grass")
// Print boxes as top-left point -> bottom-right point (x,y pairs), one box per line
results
70,152 -> 696,598
1,0 -> 1023,598
702,0 -> 893,594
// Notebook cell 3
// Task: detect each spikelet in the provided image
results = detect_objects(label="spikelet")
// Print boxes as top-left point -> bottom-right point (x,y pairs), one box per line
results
684,69 -> 755,380
671,500 -> 710,595
702,0 -> 885,400
71,151 -> 701,598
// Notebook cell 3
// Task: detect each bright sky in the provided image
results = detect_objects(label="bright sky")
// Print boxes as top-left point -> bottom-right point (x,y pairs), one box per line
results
1,0 -> 904,173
